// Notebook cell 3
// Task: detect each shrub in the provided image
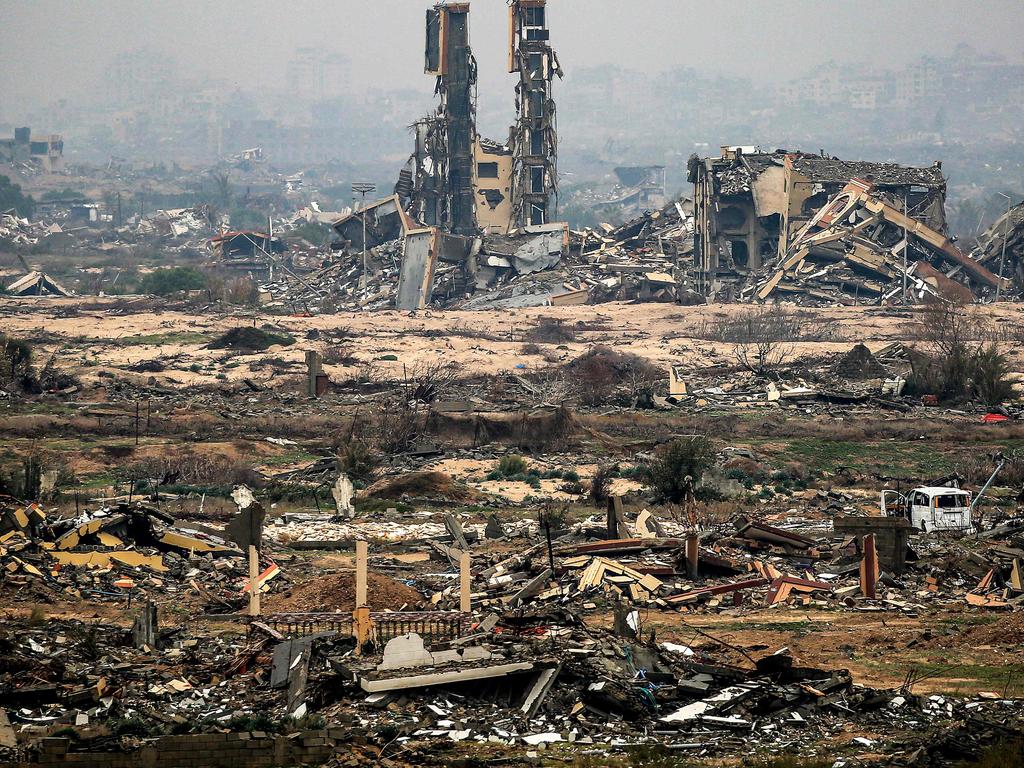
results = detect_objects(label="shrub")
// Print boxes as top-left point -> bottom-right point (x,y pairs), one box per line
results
589,462 -> 618,506
140,266 -> 207,296
972,344 -> 1015,406
526,317 -> 576,344
375,396 -> 423,454
322,344 -> 359,366
0,174 -> 35,218
642,436 -> 716,503
907,335 -> 1015,406
728,306 -> 795,374
496,454 -> 528,477
0,335 -> 34,390
566,346 -> 661,407
337,438 -> 379,482
206,275 -> 259,305
289,221 -> 335,247
209,326 -> 294,351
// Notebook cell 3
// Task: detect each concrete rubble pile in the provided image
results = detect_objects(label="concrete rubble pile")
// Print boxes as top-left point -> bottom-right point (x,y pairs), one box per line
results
972,198 -> 1024,298
324,613 -> 881,753
246,196 -> 695,313
5,601 -> 1021,766
0,617 -> 296,745
0,499 -> 279,609
749,179 -> 1006,305
434,504 -> 1024,616
662,341 -> 922,412
0,213 -> 52,247
4,479 -> 1024,766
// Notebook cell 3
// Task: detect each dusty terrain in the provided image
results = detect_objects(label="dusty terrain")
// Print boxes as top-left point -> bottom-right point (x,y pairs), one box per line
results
3,297 -> 1024,766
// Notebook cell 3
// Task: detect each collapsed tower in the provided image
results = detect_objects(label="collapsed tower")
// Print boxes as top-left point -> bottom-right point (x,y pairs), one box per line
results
508,0 -> 561,228
397,1 -> 561,235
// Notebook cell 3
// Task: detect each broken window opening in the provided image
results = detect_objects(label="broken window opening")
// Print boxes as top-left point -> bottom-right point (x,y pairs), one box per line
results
530,166 -> 545,193
529,91 -> 544,118
718,205 -> 747,231
528,53 -> 543,76
529,129 -> 543,156
529,202 -> 546,226
524,6 -> 545,27
801,192 -> 830,215
729,240 -> 750,269
477,162 -> 499,179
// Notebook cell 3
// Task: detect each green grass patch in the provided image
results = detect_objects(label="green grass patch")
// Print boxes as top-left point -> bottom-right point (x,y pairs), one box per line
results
354,497 -> 413,515
116,331 -> 211,347
765,437 -> 951,476
260,450 -> 319,468
860,659 -> 1024,695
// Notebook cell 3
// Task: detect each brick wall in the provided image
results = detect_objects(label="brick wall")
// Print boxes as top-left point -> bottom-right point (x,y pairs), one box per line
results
3,729 -> 341,768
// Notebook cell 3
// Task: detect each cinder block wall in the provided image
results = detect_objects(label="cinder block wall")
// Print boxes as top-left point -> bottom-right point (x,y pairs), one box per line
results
833,516 -> 912,574
3,729 -> 341,768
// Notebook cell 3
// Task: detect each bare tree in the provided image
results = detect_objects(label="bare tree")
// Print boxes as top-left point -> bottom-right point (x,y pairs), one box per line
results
730,307 -> 793,375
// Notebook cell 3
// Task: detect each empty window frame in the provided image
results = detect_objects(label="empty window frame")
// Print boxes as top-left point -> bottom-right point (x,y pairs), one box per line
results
530,165 -> 545,193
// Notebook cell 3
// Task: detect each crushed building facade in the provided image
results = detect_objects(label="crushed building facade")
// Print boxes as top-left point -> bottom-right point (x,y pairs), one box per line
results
687,146 -> 969,302
0,127 -> 64,173
973,198 -> 1024,297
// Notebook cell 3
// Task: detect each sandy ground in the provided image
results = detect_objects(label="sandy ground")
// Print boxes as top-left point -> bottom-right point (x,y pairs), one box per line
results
5,298 -> 1024,388
426,456 -> 643,502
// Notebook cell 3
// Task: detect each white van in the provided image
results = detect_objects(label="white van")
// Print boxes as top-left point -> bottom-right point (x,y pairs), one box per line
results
880,486 -> 973,533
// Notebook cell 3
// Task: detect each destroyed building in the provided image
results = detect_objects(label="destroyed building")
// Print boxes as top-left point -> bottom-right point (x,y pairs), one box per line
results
397,1 -> 562,236
320,2 -> 569,312
973,198 -> 1024,297
688,146 -> 947,289
210,230 -> 286,272
752,177 -> 1003,304
594,165 -> 668,219
0,127 -> 64,172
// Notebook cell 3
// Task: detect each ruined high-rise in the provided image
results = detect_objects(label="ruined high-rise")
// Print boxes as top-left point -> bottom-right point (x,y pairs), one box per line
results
397,1 -> 561,236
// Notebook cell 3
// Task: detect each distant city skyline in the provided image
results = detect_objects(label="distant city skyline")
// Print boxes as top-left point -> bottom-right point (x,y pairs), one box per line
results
2,0 -> 1023,122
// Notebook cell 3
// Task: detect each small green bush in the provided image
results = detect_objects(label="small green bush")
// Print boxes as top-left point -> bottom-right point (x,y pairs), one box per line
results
140,266 -> 207,296
642,436 -> 715,504
496,454 -> 528,477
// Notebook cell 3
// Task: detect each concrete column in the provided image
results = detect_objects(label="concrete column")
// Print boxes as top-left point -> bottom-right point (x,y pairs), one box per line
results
305,350 -> 323,398
248,544 -> 260,616
607,495 -> 625,539
459,550 -> 471,613
685,534 -> 699,580
860,533 -> 878,599
355,540 -> 368,608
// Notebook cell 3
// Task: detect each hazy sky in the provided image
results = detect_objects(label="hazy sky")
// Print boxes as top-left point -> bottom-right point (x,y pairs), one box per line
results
2,0 -> 1023,118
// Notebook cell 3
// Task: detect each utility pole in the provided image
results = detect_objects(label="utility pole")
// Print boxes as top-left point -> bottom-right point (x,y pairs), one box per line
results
902,193 -> 909,302
352,182 -> 376,291
995,192 -> 1012,303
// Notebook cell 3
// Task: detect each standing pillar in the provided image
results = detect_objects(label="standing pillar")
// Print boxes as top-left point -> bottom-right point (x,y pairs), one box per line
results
860,533 -> 878,599
685,534 -> 699,580
459,550 -> 472,613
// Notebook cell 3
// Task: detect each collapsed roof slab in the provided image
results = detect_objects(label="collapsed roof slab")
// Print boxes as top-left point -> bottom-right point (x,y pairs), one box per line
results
332,195 -> 415,251
359,661 -> 536,693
